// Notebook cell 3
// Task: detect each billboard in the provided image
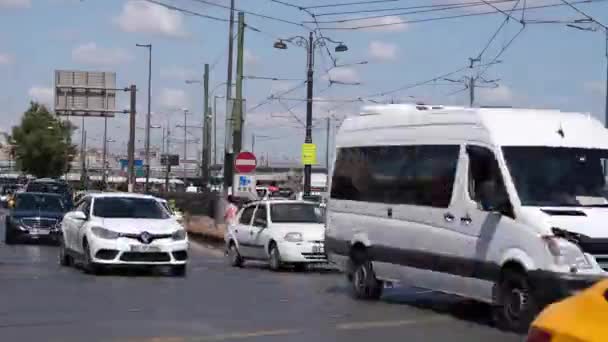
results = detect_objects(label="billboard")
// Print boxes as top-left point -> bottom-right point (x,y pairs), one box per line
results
54,70 -> 117,117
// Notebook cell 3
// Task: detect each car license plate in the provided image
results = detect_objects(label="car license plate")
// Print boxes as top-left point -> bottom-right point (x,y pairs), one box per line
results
30,229 -> 49,235
312,244 -> 324,254
130,245 -> 160,252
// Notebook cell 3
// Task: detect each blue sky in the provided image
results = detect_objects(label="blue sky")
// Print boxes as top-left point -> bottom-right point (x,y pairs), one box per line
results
0,0 -> 607,165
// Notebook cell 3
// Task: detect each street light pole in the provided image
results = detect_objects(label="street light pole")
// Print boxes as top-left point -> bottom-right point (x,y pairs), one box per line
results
136,43 -> 152,192
273,32 -> 348,197
102,117 -> 108,189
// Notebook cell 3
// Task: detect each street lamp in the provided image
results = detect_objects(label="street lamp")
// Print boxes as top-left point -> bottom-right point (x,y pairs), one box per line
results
136,43 -> 152,192
273,32 -> 348,196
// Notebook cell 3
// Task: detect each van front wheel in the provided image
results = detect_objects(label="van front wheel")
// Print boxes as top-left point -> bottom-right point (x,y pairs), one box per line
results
493,270 -> 539,333
350,259 -> 383,300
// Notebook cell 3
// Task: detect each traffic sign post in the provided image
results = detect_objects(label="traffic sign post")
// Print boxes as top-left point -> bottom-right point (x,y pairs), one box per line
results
234,151 -> 257,174
232,151 -> 257,198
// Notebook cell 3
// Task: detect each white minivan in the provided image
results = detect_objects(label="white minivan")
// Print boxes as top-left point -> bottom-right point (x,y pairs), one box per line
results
325,104 -> 608,332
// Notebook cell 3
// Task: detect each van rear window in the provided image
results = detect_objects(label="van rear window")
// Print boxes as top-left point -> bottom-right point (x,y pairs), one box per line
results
330,145 -> 459,207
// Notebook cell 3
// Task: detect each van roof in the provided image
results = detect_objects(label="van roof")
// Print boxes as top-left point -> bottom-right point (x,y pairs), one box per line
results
337,103 -> 608,149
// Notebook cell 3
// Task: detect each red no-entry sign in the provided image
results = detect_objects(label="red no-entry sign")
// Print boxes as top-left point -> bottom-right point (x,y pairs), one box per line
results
234,151 -> 257,174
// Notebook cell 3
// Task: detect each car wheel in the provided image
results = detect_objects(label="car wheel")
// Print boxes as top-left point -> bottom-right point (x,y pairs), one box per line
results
171,265 -> 187,277
58,238 -> 72,267
228,242 -> 244,268
350,258 -> 383,300
269,243 -> 282,272
493,269 -> 539,333
82,240 -> 100,275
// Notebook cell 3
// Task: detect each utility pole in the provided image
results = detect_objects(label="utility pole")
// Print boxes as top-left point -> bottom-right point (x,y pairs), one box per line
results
102,117 -> 108,189
183,109 -> 188,186
234,12 -> 245,155
468,76 -> 476,107
325,116 -> 330,172
213,95 -> 221,166
202,63 -> 210,189
223,0 -> 236,192
83,129 -> 87,189
303,31 -> 314,197
164,127 -> 171,192
127,84 -> 137,193
80,116 -> 86,188
136,43 -> 152,193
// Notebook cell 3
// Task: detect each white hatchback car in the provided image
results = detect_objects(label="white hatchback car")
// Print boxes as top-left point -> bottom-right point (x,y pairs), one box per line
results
225,200 -> 326,271
59,193 -> 189,276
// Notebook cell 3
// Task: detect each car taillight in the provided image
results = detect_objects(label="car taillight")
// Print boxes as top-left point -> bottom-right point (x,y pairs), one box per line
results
526,327 -> 553,342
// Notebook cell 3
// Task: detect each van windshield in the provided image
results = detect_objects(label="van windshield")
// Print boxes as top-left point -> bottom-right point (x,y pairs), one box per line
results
503,146 -> 608,207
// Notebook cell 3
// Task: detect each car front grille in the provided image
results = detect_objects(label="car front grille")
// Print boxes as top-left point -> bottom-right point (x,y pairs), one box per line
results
119,233 -> 172,244
95,249 -> 119,260
120,252 -> 171,262
20,218 -> 57,229
301,252 -> 327,260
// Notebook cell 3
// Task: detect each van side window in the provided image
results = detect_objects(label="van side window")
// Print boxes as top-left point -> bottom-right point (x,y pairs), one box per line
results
331,145 -> 459,208
467,145 -> 513,217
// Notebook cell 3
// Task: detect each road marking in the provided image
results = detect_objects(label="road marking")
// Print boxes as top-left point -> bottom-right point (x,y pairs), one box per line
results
200,329 -> 300,341
335,316 -> 449,331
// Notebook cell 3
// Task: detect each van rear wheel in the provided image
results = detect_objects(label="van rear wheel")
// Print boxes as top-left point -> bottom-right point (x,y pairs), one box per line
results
350,258 -> 383,300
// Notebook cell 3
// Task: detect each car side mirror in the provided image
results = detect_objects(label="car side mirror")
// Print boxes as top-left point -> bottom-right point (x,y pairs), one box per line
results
72,211 -> 87,221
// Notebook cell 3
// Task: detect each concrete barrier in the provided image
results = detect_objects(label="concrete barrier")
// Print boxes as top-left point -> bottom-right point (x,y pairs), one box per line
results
185,214 -> 226,244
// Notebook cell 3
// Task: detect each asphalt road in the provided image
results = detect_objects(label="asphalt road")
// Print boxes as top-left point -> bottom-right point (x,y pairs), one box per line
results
0,209 -> 523,342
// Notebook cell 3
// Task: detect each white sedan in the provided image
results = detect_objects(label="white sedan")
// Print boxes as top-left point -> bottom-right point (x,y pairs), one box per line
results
225,200 -> 326,271
59,193 -> 189,276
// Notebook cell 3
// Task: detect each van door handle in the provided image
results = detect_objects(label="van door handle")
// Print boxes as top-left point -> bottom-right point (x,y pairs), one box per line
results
460,215 -> 472,225
234,229 -> 238,233
444,213 -> 455,222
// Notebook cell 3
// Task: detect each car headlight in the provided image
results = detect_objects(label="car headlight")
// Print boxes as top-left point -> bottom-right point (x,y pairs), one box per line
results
172,229 -> 187,241
544,236 -> 592,270
284,232 -> 303,242
91,226 -> 120,240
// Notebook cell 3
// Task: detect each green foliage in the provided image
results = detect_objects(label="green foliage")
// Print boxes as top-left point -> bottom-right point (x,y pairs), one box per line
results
10,102 -> 76,178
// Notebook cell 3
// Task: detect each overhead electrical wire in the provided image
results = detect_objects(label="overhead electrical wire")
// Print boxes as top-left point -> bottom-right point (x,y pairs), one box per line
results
144,0 -> 229,22
186,0 -> 311,29
308,0 -> 518,19
247,81 -> 307,113
315,0 -> 607,30
304,0 -> 401,9
474,0 -> 522,61
558,0 -> 608,29
476,25 -> 527,78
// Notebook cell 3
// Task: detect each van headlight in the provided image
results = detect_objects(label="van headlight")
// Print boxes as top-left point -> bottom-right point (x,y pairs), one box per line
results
172,229 -> 187,241
284,232 -> 303,242
544,236 -> 592,270
91,226 -> 120,240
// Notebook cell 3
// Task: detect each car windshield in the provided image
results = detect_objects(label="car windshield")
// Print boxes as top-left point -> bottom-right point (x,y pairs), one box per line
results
15,193 -> 64,212
27,182 -> 69,195
503,146 -> 608,207
93,197 -> 170,219
270,203 -> 322,223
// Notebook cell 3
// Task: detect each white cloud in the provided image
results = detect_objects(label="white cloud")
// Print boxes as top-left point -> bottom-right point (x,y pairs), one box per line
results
0,53 -> 14,65
583,81 -> 605,96
324,67 -> 361,84
477,85 -> 514,105
160,65 -> 198,80
339,15 -> 407,33
114,1 -> 187,38
28,86 -> 54,105
244,49 -> 260,66
0,0 -> 30,9
159,88 -> 189,109
368,41 -> 398,62
71,42 -> 133,66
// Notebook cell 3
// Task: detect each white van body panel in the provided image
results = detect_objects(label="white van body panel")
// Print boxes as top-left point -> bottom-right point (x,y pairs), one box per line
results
327,104 -> 608,304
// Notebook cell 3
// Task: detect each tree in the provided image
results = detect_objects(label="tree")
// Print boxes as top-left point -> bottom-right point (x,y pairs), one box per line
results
11,102 -> 76,178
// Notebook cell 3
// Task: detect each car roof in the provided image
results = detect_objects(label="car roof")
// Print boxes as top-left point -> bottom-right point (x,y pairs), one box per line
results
87,192 -> 158,200
16,191 -> 62,198
244,199 -> 317,207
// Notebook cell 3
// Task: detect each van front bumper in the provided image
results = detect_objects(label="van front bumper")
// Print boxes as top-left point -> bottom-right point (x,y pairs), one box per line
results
530,270 -> 606,304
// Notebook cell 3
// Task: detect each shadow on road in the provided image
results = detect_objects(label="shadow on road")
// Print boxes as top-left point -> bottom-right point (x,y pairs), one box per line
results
240,261 -> 341,275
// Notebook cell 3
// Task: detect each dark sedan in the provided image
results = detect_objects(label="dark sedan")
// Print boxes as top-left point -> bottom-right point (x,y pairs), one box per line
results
5,192 -> 66,244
